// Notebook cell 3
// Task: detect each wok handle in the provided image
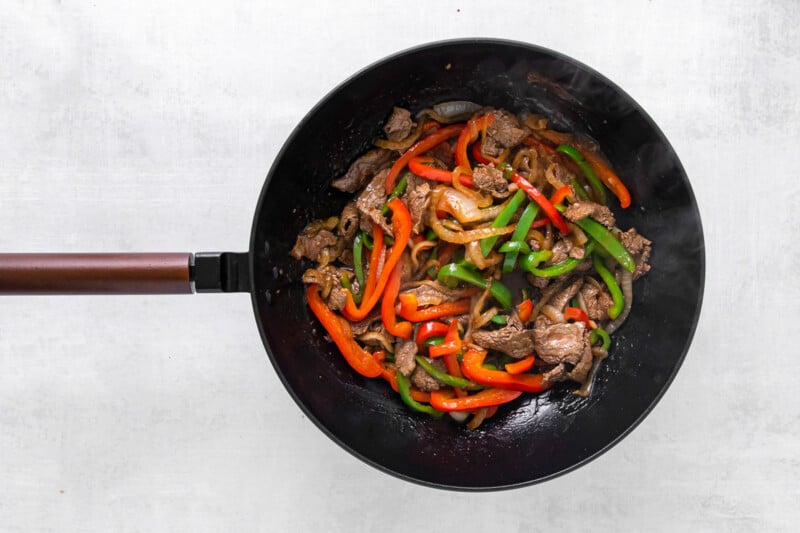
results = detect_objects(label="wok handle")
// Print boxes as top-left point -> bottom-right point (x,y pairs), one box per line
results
0,252 -> 250,294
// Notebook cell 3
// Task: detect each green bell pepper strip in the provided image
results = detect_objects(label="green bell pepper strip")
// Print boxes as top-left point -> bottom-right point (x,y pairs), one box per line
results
490,315 -> 508,325
498,240 -> 532,254
352,232 -> 366,289
395,371 -> 443,417
415,356 -> 472,389
557,145 -> 607,204
517,250 -> 552,273
575,217 -> 636,272
480,189 -> 527,257
437,263 -> 512,309
570,178 -> 591,201
593,254 -> 624,319
380,172 -> 409,216
523,256 -> 581,278
423,335 -> 446,347
340,274 -> 361,305
590,327 -> 612,350
425,228 -> 438,241
502,201 -> 540,272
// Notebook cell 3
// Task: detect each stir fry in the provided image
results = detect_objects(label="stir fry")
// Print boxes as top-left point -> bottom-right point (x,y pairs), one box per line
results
291,103 -> 652,429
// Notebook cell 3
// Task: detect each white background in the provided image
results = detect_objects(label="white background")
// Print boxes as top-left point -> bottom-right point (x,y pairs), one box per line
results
1,1 -> 798,531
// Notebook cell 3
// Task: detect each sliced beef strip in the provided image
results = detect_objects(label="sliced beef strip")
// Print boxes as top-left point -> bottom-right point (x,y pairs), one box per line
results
383,107 -> 414,141
337,202 -> 360,242
533,321 -> 588,378
481,111 -> 527,157
350,308 -> 382,336
563,201 -> 616,228
332,148 -> 393,193
566,332 -> 593,382
472,164 -> 510,198
395,339 -> 418,377
290,229 -> 341,263
472,314 -> 535,359
356,168 -> 393,235
302,265 -> 352,311
404,180 -> 430,234
581,278 -> 614,320
545,239 -> 570,266
549,276 -> 584,313
400,281 -> 466,307
619,228 -> 652,280
411,357 -> 446,392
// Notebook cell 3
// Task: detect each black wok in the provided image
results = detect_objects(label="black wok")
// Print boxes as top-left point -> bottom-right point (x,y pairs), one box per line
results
0,39 -> 704,490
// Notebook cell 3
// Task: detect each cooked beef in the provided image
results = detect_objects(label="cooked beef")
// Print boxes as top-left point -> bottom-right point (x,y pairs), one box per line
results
545,239 -> 570,265
383,107 -> 414,141
472,314 -> 534,359
400,281 -> 465,307
581,278 -> 614,320
549,276 -> 584,312
542,363 -> 566,383
411,357 -> 446,391
290,229 -> 341,263
357,169 -> 393,235
472,164 -> 510,198
327,286 -> 348,311
350,308 -> 382,335
332,148 -> 393,193
568,243 -> 585,260
405,181 -> 431,234
337,202 -> 360,242
395,339 -> 418,377
564,201 -> 616,228
302,265 -> 352,310
533,322 -> 587,366
566,333 -> 593,382
522,113 -> 548,130
619,228 -> 652,280
481,111 -> 527,157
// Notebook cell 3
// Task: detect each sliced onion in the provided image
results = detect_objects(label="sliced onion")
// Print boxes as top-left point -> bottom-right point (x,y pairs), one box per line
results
573,358 -> 603,397
530,279 -> 567,321
429,188 -> 514,243
451,166 -> 493,207
449,411 -> 470,423
358,331 -> 394,353
541,304 -> 564,324
436,187 -> 483,223
606,269 -> 633,334
410,239 -> 436,270
432,100 -> 483,121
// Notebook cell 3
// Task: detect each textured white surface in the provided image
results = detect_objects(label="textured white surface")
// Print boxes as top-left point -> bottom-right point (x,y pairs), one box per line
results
1,1 -> 798,531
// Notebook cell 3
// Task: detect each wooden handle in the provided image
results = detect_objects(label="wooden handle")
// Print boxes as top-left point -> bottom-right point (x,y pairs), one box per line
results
0,253 -> 193,294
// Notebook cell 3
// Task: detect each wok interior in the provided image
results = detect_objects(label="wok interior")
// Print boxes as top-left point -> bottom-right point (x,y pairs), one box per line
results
250,40 -> 704,489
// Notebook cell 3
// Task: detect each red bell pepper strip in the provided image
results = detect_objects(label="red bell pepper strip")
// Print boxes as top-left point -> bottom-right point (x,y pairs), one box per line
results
522,135 -> 557,155
428,319 -> 462,357
504,355 -> 535,375
384,124 -> 465,194
306,284 -> 383,378
381,262 -> 412,339
422,120 -> 440,133
517,298 -> 533,323
549,185 -> 573,206
455,113 -> 495,172
398,293 -> 471,322
471,142 -> 491,164
509,171 -> 569,234
415,321 -> 450,348
534,130 -> 631,208
563,306 -> 591,327
408,156 -> 474,187
342,198 -> 411,321
461,349 -> 551,392
429,387 -> 522,412
531,218 -> 551,229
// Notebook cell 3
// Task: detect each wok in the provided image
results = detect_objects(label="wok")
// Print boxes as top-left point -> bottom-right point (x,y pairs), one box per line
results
0,39 -> 704,490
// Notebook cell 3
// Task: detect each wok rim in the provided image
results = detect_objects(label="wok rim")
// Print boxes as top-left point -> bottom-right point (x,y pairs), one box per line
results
247,37 -> 705,491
